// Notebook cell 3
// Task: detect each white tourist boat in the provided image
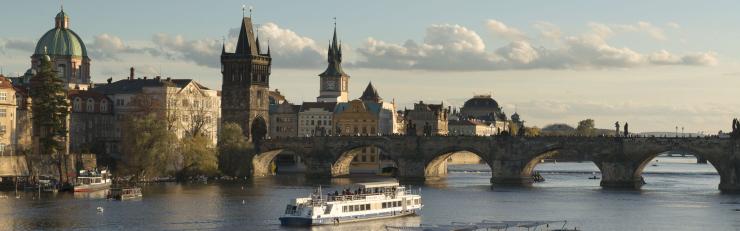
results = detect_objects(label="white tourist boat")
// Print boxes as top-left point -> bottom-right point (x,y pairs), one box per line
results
74,169 -> 112,192
279,181 -> 423,226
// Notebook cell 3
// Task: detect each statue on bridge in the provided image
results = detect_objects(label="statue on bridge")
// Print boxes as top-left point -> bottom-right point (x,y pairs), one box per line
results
624,123 -> 629,137
406,120 -> 417,136
732,118 -> 740,138
615,121 -> 620,137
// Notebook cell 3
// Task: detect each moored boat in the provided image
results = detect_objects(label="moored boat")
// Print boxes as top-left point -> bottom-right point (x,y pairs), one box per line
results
279,181 -> 423,226
74,169 -> 112,192
108,186 -> 142,200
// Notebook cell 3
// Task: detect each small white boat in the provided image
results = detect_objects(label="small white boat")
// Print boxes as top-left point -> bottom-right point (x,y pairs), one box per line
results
108,187 -> 142,200
74,170 -> 112,192
279,181 -> 423,226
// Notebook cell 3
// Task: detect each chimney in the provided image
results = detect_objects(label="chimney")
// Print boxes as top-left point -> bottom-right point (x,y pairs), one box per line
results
129,67 -> 134,80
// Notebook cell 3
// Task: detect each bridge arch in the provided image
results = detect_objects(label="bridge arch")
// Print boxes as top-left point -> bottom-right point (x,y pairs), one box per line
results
251,147 -> 305,177
633,148 -> 722,188
331,144 -> 396,177
424,146 -> 491,178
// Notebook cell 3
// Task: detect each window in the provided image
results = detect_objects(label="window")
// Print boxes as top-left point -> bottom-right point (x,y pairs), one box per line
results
73,98 -> 82,111
361,155 -> 367,162
0,109 -> 6,117
370,155 -> 375,162
86,99 -> 95,112
100,100 -> 108,113
0,92 -> 7,101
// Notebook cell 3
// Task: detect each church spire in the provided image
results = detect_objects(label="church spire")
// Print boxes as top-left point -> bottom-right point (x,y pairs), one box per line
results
319,18 -> 348,77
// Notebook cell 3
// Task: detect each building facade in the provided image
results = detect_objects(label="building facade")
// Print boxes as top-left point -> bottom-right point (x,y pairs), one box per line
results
269,101 -> 300,138
0,76 -> 16,156
68,90 -> 115,155
404,101 -> 449,136
220,16 -> 271,141
297,102 -> 336,137
334,99 -> 382,173
91,74 -> 221,146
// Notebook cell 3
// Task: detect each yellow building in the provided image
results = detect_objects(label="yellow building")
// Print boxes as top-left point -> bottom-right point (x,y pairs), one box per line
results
334,99 -> 380,173
0,75 -> 16,155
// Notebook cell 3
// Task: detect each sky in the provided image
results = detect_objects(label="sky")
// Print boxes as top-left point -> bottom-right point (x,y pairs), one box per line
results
1,0 -> 739,133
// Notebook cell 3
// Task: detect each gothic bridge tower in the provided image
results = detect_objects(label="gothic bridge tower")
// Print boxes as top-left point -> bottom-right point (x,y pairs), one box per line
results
221,16 -> 271,142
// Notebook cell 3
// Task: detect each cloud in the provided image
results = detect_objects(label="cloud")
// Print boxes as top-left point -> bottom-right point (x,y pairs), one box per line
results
0,39 -> 35,53
533,21 -> 562,40
152,33 -> 221,68
354,24 -> 494,70
257,22 -> 324,68
666,22 -> 681,29
354,20 -> 717,71
147,22 -> 323,69
486,20 -> 528,41
87,33 -> 160,61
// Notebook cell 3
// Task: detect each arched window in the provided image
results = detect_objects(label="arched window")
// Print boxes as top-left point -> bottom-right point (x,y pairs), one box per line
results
73,97 -> 82,112
86,98 -> 95,112
100,99 -> 108,113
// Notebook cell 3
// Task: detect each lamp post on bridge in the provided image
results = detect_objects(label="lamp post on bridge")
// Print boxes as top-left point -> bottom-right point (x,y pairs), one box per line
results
675,126 -> 678,138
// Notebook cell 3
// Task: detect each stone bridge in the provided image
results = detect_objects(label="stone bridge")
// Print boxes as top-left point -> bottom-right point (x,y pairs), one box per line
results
253,136 -> 740,193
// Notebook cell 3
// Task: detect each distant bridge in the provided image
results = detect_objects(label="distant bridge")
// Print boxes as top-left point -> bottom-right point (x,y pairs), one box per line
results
254,136 -> 740,193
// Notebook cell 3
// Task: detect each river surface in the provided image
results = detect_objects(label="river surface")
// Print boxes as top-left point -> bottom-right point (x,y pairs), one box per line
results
1,156 -> 739,230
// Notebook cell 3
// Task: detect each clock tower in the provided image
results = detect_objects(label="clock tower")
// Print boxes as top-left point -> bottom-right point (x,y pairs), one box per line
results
317,25 -> 349,103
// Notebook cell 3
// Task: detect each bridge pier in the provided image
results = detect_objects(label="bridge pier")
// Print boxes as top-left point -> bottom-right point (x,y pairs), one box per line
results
490,160 -> 533,186
597,161 -> 644,189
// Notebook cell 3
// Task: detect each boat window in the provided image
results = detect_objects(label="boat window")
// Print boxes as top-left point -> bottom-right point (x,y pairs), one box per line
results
354,205 -> 359,211
343,206 -> 347,212
360,204 -> 365,210
366,204 -> 371,210
415,199 -> 419,205
349,205 -> 354,212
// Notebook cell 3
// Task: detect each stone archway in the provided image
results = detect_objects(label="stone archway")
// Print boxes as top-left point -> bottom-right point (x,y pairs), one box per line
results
330,145 -> 394,177
250,116 -> 267,146
424,147 -> 491,179
251,148 -> 305,177
632,149 -> 723,189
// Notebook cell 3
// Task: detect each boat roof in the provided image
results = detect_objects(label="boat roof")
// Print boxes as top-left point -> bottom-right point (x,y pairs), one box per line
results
355,181 -> 399,188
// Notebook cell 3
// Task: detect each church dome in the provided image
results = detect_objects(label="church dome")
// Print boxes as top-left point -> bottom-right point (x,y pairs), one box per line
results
34,9 -> 88,58
463,95 -> 499,109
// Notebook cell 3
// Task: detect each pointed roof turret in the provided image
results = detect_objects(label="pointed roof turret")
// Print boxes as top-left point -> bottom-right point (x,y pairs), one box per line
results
319,22 -> 348,77
235,17 -> 259,55
255,35 -> 261,54
360,82 -> 382,103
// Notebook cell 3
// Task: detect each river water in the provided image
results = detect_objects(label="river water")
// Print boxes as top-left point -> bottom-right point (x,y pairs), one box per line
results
1,156 -> 739,230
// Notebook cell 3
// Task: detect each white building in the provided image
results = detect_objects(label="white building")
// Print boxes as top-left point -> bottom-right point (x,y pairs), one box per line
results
297,102 -> 337,137
91,70 -> 221,145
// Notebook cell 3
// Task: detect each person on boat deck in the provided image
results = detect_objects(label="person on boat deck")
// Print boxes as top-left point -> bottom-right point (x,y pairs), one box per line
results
334,190 -> 339,196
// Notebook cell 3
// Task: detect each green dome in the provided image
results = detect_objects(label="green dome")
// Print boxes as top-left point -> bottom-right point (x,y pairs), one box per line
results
34,10 -> 87,58
34,28 -> 87,58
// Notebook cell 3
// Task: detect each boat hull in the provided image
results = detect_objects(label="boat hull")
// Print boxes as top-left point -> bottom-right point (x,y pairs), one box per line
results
280,208 -> 421,226
74,182 -> 112,192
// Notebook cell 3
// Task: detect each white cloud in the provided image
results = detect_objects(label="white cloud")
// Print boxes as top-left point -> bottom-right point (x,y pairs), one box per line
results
486,20 -> 528,41
354,20 -> 716,71
533,21 -> 562,40
257,22 -> 324,68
